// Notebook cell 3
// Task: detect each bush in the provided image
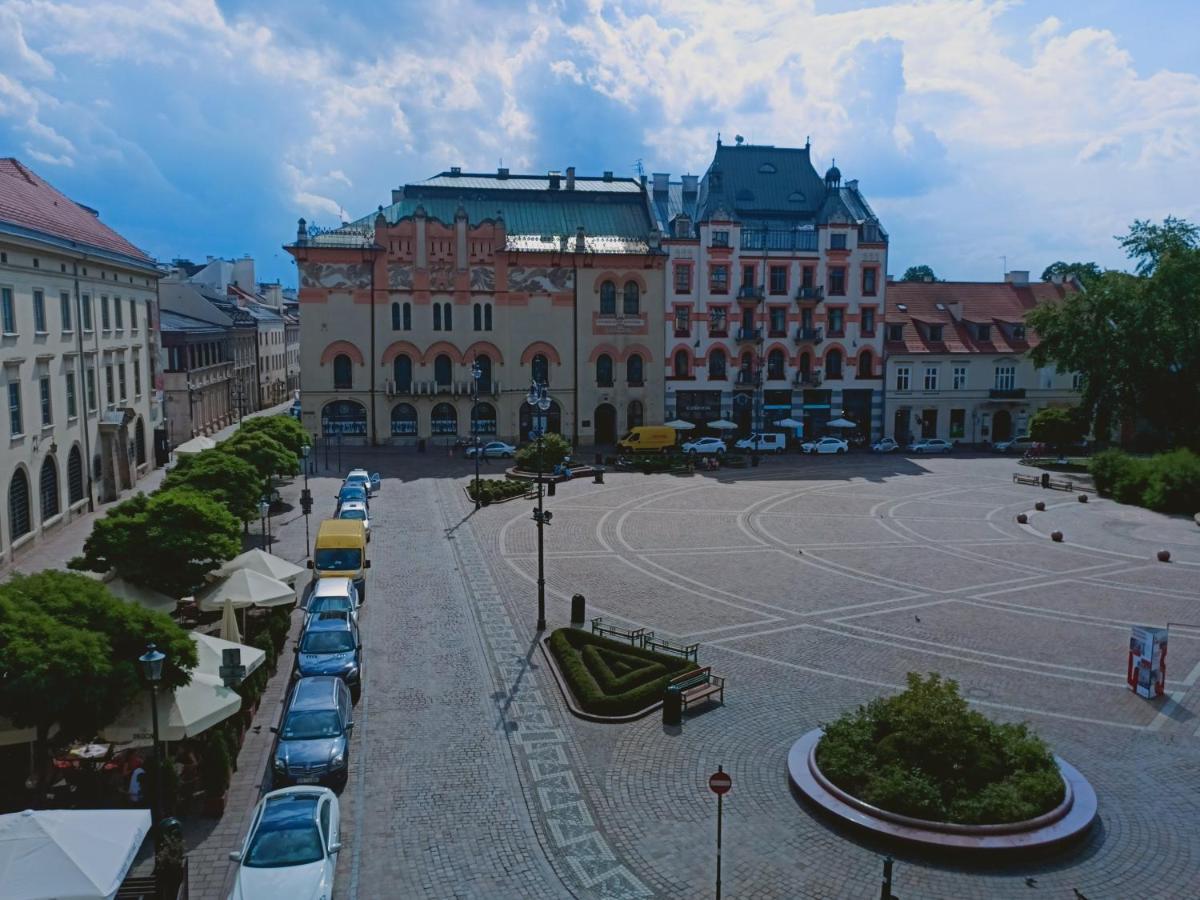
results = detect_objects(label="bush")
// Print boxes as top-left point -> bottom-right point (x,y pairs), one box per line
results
199,729 -> 232,798
237,415 -> 311,458
467,478 -> 530,503
515,433 -> 571,472
548,628 -> 696,717
1142,449 -> 1200,513
815,673 -> 1063,825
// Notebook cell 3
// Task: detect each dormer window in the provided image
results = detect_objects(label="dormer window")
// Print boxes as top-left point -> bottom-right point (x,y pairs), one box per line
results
886,323 -> 904,342
928,324 -> 944,342
1011,324 -> 1026,341
976,324 -> 991,341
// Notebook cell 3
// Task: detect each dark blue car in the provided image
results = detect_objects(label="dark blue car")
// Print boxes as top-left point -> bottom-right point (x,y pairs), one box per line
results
334,482 -> 368,514
272,676 -> 353,789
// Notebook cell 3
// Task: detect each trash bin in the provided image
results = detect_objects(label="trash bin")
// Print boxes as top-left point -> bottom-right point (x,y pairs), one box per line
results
594,467 -> 605,484
1041,472 -> 1050,489
418,439 -> 426,453
547,480 -> 556,497
571,593 -> 586,626
662,685 -> 682,726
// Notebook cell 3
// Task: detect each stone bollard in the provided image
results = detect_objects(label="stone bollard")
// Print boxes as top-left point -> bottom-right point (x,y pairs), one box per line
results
571,593 -> 586,626
1078,494 -> 1088,503
662,685 -> 682,727
594,467 -> 604,485
1051,531 -> 1064,542
1157,549 -> 1171,563
1016,513 -> 1028,524
1035,501 -> 1046,511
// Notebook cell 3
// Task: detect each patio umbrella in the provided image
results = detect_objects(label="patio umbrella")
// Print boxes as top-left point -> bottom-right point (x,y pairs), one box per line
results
196,568 -> 295,612
173,435 -> 216,456
99,672 -> 241,744
215,548 -> 305,587
191,631 -> 265,679
664,419 -> 695,430
826,417 -> 857,429
104,577 -> 177,616
0,808 -> 151,900
219,596 -> 241,643
707,419 -> 738,430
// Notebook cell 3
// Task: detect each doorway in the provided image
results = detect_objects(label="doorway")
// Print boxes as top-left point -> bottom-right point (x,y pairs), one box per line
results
594,403 -> 617,445
992,409 -> 1013,442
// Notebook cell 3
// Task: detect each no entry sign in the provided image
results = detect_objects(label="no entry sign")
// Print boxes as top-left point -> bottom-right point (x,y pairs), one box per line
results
709,770 -> 732,795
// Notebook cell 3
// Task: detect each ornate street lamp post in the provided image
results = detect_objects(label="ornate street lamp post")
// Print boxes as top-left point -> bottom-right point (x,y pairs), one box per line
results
471,360 -> 482,509
138,643 -> 166,834
527,381 -> 553,631
258,498 -> 270,553
300,444 -> 312,559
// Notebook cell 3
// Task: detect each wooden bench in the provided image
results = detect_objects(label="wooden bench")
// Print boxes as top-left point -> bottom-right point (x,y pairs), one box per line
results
590,617 -> 645,646
642,632 -> 699,663
1012,473 -> 1041,486
670,666 -> 726,711
1045,477 -> 1076,492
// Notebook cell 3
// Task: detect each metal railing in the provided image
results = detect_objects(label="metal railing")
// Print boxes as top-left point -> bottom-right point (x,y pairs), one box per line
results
735,326 -> 762,342
794,326 -> 823,343
795,286 -> 824,301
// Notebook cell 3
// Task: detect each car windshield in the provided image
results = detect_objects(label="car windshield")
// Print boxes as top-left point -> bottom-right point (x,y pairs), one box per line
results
301,630 -> 356,654
339,509 -> 366,521
339,486 -> 365,499
282,708 -> 343,740
309,596 -> 351,615
314,548 -> 361,571
244,802 -> 325,868
621,432 -> 638,442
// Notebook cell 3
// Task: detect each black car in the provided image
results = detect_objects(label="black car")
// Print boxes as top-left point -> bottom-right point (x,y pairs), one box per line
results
295,610 -> 363,701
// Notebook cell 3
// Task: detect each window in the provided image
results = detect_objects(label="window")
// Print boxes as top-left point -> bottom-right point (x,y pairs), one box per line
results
769,266 -> 787,295
118,363 -> 126,401
472,401 -> 496,435
674,307 -> 690,335
953,366 -> 967,389
861,307 -> 875,335
830,233 -> 847,250
393,354 -> 412,392
391,402 -> 417,435
857,351 -> 873,378
39,375 -> 51,425
710,265 -> 728,294
65,372 -> 77,418
474,354 -> 492,392
801,266 -> 814,289
2,287 -> 15,333
895,366 -> 911,391
81,294 -> 92,331
626,354 -> 644,385
627,400 -> 644,429
709,307 -> 726,334
862,268 -> 877,296
33,290 -> 46,332
596,354 -> 613,387
1071,372 -> 1083,391
434,353 -> 452,387
769,306 -> 786,336
86,368 -> 96,411
767,349 -> 785,379
995,365 -> 1016,391
113,297 -> 123,330
9,469 -> 30,539
130,299 -> 137,331
1011,324 -> 1026,341
886,323 -> 903,341
674,265 -> 691,294
923,366 -> 939,390
391,302 -> 402,330
531,353 -> 549,385
599,281 -> 616,315
133,356 -> 141,396
829,267 -> 845,295
623,281 -> 640,315
976,324 -> 990,341
828,308 -> 844,335
430,402 -> 457,435
950,409 -> 966,439
8,381 -> 22,435
711,230 -> 729,247
67,445 -> 84,504
709,349 -> 726,379
332,354 -> 353,389
60,292 -> 72,331
673,349 -> 690,378
825,349 -> 843,379
484,304 -> 493,330
742,265 -> 755,288
39,456 -> 58,520
432,304 -> 442,330
100,295 -> 110,330
928,324 -> 944,342
473,303 -> 482,330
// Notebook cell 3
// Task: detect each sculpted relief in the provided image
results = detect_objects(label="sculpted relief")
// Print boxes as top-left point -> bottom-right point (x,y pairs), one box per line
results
470,266 -> 495,291
300,262 -> 372,289
507,266 -> 573,293
388,266 -> 414,290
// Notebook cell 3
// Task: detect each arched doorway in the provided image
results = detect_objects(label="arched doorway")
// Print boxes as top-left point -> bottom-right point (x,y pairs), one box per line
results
992,409 -> 1013,442
519,399 -> 562,439
594,403 -> 617,444
39,456 -> 59,520
472,402 -> 497,436
67,444 -> 85,504
321,399 -> 367,436
430,402 -> 458,438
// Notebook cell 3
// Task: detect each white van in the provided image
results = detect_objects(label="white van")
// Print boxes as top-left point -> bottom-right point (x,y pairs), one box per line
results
735,432 -> 787,454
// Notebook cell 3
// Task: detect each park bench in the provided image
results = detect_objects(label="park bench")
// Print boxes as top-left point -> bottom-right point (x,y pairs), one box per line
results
670,666 -> 726,711
590,617 -> 646,646
1012,472 -> 1082,492
642,632 -> 699,663
1012,473 -> 1040,486
1044,477 -> 1076,492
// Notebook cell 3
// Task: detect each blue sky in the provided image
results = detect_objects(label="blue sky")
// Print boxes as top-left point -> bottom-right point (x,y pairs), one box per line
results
2,0 -> 1198,286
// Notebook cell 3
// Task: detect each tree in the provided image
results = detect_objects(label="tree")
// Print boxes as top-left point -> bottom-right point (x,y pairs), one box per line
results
162,450 -> 261,521
515,433 -> 571,471
1028,217 -> 1200,448
236,415 -> 311,458
73,489 -> 240,597
901,265 -> 939,282
1029,407 -> 1086,456
1040,261 -> 1103,287
219,431 -> 299,484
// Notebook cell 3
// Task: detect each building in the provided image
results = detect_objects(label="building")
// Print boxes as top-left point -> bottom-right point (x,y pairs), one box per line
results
201,290 -> 259,420
650,138 -> 888,441
157,281 -> 236,440
883,272 -> 1082,445
0,158 -> 160,565
229,285 -> 287,407
287,166 -> 665,446
259,282 -> 301,398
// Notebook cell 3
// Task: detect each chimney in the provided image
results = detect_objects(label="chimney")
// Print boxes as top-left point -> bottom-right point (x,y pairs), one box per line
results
602,170 -> 613,182
922,275 -> 933,283
296,218 -> 308,246
497,167 -> 509,179
846,179 -> 859,191
681,174 -> 698,196
449,166 -> 462,177
1005,270 -> 1030,285
565,166 -> 576,190
548,170 -> 561,190
652,172 -> 669,195
391,188 -> 403,203
575,225 -> 586,252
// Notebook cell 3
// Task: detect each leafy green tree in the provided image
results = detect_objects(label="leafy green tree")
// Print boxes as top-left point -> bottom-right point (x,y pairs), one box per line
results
515,433 -> 571,471
900,265 -> 939,282
162,450 -> 261,521
1029,407 -> 1086,455
1040,261 -> 1103,287
220,431 -> 299,483
236,415 -> 311,457
73,489 -> 240,596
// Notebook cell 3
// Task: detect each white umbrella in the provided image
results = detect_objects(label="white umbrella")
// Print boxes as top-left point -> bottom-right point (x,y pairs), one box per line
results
826,417 -> 857,429
196,569 -> 295,612
173,435 -> 216,456
191,631 -> 265,679
99,672 -> 241,744
104,577 -> 177,616
664,419 -> 695,430
708,419 -> 738,430
215,548 -> 305,587
0,808 -> 151,900
219,596 -> 241,643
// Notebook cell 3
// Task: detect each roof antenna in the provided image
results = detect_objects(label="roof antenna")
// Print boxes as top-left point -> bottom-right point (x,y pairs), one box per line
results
805,135 -> 811,149
1001,255 -> 1007,278
633,158 -> 645,177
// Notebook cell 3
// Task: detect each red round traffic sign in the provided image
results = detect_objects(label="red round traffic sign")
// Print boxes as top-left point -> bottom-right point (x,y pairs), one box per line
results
709,770 -> 732,795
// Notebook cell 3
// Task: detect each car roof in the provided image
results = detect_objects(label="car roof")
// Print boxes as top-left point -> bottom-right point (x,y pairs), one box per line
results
305,611 -> 354,633
339,482 -> 366,492
339,501 -> 368,512
347,469 -> 369,477
311,577 -> 354,597
290,675 -> 344,708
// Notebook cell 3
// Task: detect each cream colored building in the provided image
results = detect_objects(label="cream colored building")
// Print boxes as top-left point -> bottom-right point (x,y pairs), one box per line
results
0,158 -> 160,565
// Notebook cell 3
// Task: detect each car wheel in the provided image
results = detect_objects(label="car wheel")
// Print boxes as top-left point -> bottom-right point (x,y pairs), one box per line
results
837,447 -> 846,454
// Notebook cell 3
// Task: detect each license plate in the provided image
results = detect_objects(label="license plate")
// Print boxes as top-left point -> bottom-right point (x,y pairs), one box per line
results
296,776 -> 320,784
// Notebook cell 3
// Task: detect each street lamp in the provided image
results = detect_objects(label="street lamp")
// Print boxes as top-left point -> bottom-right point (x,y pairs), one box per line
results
138,643 -> 166,834
258,498 -> 270,552
300,444 -> 312,559
471,360 -> 482,509
527,381 -> 553,631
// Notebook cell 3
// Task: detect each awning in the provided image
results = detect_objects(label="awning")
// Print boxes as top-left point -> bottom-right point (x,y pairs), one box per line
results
196,569 -> 295,612
214,549 -> 305,587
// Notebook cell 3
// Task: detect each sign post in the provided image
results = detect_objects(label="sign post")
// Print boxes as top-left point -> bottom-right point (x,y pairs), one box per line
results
709,766 -> 732,900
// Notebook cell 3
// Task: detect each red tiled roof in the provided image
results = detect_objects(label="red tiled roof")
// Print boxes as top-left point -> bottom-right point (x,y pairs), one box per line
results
884,280 -> 1078,355
0,157 -> 152,263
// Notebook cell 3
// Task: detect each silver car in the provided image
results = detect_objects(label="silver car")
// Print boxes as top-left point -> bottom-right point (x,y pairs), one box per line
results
272,676 -> 353,789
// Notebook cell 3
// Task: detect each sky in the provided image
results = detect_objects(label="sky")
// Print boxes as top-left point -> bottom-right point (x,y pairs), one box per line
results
2,0 -> 1198,287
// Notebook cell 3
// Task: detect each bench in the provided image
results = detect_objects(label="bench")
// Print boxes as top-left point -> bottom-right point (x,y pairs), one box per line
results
1012,473 -> 1041,486
670,666 -> 725,711
1045,477 -> 1076,492
642,632 -> 699,663
590,617 -> 646,646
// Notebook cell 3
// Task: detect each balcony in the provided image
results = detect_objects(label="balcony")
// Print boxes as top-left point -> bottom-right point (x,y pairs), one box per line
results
794,326 -> 823,344
737,285 -> 764,303
735,326 -> 763,343
794,372 -> 822,387
736,370 -> 761,387
795,286 -> 824,302
989,388 -> 1026,399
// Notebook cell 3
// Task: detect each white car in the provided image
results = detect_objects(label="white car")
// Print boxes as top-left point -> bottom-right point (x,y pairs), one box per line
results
871,437 -> 899,453
801,437 -> 848,454
908,438 -> 954,454
306,577 -> 361,623
465,440 -> 516,459
344,468 -> 380,495
992,435 -> 1037,454
337,501 -> 371,541
681,436 -> 727,456
228,787 -> 340,900
734,433 -> 786,454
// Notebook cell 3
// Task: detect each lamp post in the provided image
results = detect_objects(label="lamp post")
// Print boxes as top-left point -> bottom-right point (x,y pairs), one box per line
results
300,444 -> 312,559
471,360 -> 482,509
259,498 -> 270,552
527,381 -> 552,631
138,643 -> 166,834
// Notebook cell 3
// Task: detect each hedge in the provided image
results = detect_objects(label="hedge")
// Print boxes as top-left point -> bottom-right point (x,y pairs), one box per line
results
548,628 -> 696,716
1089,448 -> 1200,513
468,478 -> 531,503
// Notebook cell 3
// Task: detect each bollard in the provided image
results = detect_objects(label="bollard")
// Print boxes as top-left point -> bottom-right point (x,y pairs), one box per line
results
595,452 -> 603,465
1157,549 -> 1171,563
571,593 -> 586,626
547,479 -> 556,497
1078,493 -> 1088,503
662,685 -> 682,726
594,468 -> 604,485
1051,530 -> 1064,542
879,855 -> 895,900
1016,513 -> 1028,524
1035,501 -> 1046,511
1041,472 -> 1051,489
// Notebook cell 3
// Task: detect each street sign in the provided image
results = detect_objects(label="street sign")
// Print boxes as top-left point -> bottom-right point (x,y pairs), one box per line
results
219,648 -> 246,688
709,770 -> 732,795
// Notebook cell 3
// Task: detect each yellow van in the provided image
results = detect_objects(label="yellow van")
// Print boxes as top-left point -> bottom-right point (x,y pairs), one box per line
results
310,519 -> 370,602
618,425 -> 677,454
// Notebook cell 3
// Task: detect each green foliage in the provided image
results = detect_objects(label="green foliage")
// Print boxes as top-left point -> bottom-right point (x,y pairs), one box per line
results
515,433 -> 571,472
1040,261 -> 1103,287
237,415 -> 311,457
548,628 -> 696,717
74,489 -> 240,597
815,673 -> 1063,825
900,265 -> 939,282
582,644 -> 666,693
467,478 -> 531,503
1091,448 -> 1200,513
1029,407 -> 1086,452
163,450 -> 261,521
199,727 -> 232,797
219,430 -> 299,482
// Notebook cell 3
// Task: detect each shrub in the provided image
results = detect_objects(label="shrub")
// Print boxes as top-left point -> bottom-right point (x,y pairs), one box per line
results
199,729 -> 232,798
1142,448 -> 1200,513
548,628 -> 696,717
1088,448 -> 1129,495
515,433 -> 571,472
467,478 -> 531,503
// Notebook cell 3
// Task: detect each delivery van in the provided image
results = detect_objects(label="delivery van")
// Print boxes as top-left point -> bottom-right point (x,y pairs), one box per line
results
617,426 -> 677,454
310,519 -> 370,603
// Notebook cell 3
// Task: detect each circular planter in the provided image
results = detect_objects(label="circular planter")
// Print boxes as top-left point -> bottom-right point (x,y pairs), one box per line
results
788,729 -> 1097,851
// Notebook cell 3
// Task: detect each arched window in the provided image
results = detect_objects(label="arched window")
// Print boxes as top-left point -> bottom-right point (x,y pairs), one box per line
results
442,302 -> 452,331
741,352 -> 753,371
135,417 -> 146,466
627,400 -> 644,429
674,349 -> 690,378
799,352 -> 811,378
322,400 -> 367,436
391,302 -> 401,330
709,349 -> 726,379
767,349 -> 786,380
39,456 -> 59,520
473,303 -> 482,331
8,469 -> 30,539
434,354 -> 453,387
484,305 -> 493,330
532,353 -> 549,386
857,350 -> 873,378
333,353 -> 353,389
431,402 -> 458,435
433,304 -> 441,331
473,401 -> 497,435
393,354 -> 412,392
825,348 -> 843,379
475,354 -> 492,392
390,402 -> 417,435
402,302 -> 411,330
626,354 -> 644,386
67,445 -> 84,504
599,281 -> 616,315
596,354 -> 613,386
623,281 -> 640,315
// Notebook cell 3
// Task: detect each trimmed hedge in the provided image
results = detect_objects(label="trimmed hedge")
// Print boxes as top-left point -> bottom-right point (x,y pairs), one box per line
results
548,628 -> 696,717
1090,448 -> 1200,513
468,478 -> 531,503
816,673 -> 1064,825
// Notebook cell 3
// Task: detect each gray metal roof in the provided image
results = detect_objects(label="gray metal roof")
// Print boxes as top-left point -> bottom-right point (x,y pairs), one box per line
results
418,172 -> 641,193
159,309 -> 227,335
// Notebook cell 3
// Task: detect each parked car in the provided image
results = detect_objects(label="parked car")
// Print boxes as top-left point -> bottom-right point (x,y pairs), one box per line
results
871,437 -> 900,453
311,519 -> 369,604
681,436 -> 728,457
337,501 -> 371,542
271,677 -> 354,789
465,440 -> 516,459
908,438 -> 954,454
344,468 -> 380,495
334,482 -> 368,514
992,434 -> 1037,454
295,611 -> 363,700
228,786 -> 340,900
306,577 -> 360,623
734,433 -> 786,454
801,437 -> 849,455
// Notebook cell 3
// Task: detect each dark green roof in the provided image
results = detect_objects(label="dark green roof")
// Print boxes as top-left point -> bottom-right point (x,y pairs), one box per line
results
699,144 -> 828,221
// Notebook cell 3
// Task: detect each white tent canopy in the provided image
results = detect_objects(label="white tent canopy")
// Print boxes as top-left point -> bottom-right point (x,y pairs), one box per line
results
100,672 -> 241,744
173,435 -> 216,456
191,631 -> 265,680
104,578 -> 177,616
826,417 -> 857,429
196,568 -> 295,612
215,548 -> 305,586
0,808 -> 151,900
664,419 -> 696,430
707,419 -> 738,430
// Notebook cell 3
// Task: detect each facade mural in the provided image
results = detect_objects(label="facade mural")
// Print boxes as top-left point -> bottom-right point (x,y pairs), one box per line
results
300,261 -> 372,289
470,266 -> 495,291
388,266 -> 414,289
507,266 -> 573,293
